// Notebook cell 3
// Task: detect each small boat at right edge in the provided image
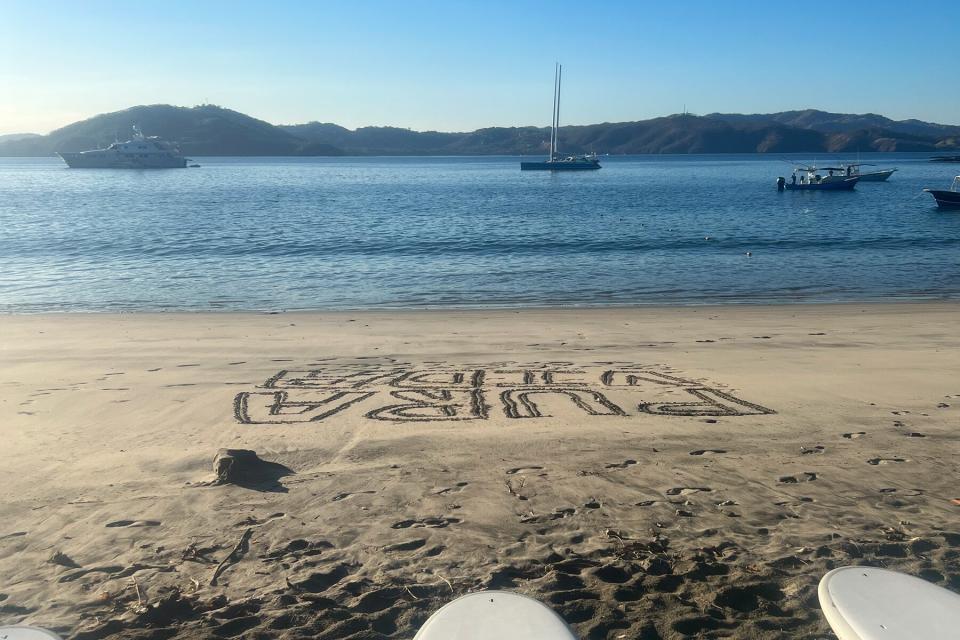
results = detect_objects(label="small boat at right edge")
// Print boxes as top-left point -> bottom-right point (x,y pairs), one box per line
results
924,176 -> 960,209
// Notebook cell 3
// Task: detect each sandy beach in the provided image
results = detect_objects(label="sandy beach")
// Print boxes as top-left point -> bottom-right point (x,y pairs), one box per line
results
2,302 -> 959,639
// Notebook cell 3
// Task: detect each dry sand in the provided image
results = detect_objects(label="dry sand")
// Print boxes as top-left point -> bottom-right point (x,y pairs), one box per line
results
1,303 -> 959,639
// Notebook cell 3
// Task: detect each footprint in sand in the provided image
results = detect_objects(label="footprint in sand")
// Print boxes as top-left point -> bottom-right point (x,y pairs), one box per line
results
689,449 -> 726,456
146,368 -> 162,372
867,457 -> 906,465
332,490 -> 376,502
778,472 -> 817,483
383,538 -> 427,553
505,466 -> 543,475
233,512 -> 285,527
593,564 -> 631,584
432,482 -> 469,495
0,531 -> 27,540
176,364 -> 200,368
391,516 -> 460,529
261,538 -> 333,562
842,432 -> 866,439
605,459 -> 637,469
666,487 -> 712,496
774,497 -> 813,505
879,488 -> 924,496
288,563 -> 355,593
105,520 -> 161,528
520,507 -> 576,523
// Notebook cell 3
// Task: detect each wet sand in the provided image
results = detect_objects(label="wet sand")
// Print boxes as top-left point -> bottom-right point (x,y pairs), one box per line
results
1,302 -> 959,639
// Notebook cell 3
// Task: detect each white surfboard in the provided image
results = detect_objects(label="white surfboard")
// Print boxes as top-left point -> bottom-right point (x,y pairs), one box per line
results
0,628 -> 63,640
819,566 -> 960,640
414,591 -> 578,640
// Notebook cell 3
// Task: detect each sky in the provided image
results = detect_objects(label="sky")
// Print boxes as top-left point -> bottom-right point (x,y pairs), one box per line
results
1,0 -> 958,135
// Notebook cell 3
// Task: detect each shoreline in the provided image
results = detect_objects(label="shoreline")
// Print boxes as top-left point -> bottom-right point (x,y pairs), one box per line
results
2,302 -> 958,638
2,296 -> 959,317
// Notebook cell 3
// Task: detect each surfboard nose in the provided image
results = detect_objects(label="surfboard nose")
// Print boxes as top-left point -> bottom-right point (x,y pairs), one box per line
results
413,590 -> 578,640
819,566 -> 960,640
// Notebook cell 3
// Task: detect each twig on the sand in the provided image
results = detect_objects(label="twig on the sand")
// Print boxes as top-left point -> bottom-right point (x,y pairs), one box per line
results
404,586 -> 419,600
210,528 -> 253,586
130,576 -> 145,611
436,573 -> 454,593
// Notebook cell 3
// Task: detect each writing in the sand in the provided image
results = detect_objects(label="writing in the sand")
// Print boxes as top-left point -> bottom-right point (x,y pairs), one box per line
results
233,362 -> 774,424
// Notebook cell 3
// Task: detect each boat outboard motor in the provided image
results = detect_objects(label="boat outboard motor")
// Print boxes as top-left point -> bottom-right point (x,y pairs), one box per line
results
776,176 -> 786,191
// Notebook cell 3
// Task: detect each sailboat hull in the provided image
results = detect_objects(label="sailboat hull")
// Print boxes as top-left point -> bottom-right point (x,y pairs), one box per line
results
521,160 -> 601,171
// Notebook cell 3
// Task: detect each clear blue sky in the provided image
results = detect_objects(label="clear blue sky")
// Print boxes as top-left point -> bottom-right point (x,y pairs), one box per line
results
1,0 -> 957,134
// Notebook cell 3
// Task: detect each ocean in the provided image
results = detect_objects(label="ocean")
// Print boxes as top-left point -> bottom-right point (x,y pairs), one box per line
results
0,153 -> 957,312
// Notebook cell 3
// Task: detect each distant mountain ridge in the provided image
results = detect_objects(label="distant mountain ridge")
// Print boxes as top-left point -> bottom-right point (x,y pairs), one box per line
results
0,132 -> 41,144
1,104 -> 957,157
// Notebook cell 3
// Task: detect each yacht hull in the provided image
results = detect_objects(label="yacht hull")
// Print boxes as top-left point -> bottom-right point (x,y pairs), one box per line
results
58,151 -> 187,169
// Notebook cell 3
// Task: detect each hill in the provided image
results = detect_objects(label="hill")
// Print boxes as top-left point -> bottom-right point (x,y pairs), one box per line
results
0,133 -> 40,144
284,113 -> 958,155
1,105 -> 957,157
708,109 -> 960,139
0,105 -> 345,157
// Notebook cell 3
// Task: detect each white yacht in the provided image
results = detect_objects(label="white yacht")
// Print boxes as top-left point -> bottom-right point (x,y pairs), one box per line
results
57,126 -> 187,168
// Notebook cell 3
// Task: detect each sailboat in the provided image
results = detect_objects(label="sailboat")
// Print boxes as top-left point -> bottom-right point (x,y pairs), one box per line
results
521,64 -> 601,171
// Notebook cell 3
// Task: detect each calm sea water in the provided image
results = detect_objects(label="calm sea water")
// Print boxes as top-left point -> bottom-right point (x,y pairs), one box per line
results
0,154 -> 958,312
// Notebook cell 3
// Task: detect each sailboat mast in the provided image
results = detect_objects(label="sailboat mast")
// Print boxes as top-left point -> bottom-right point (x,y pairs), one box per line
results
555,64 -> 562,159
549,63 -> 558,160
